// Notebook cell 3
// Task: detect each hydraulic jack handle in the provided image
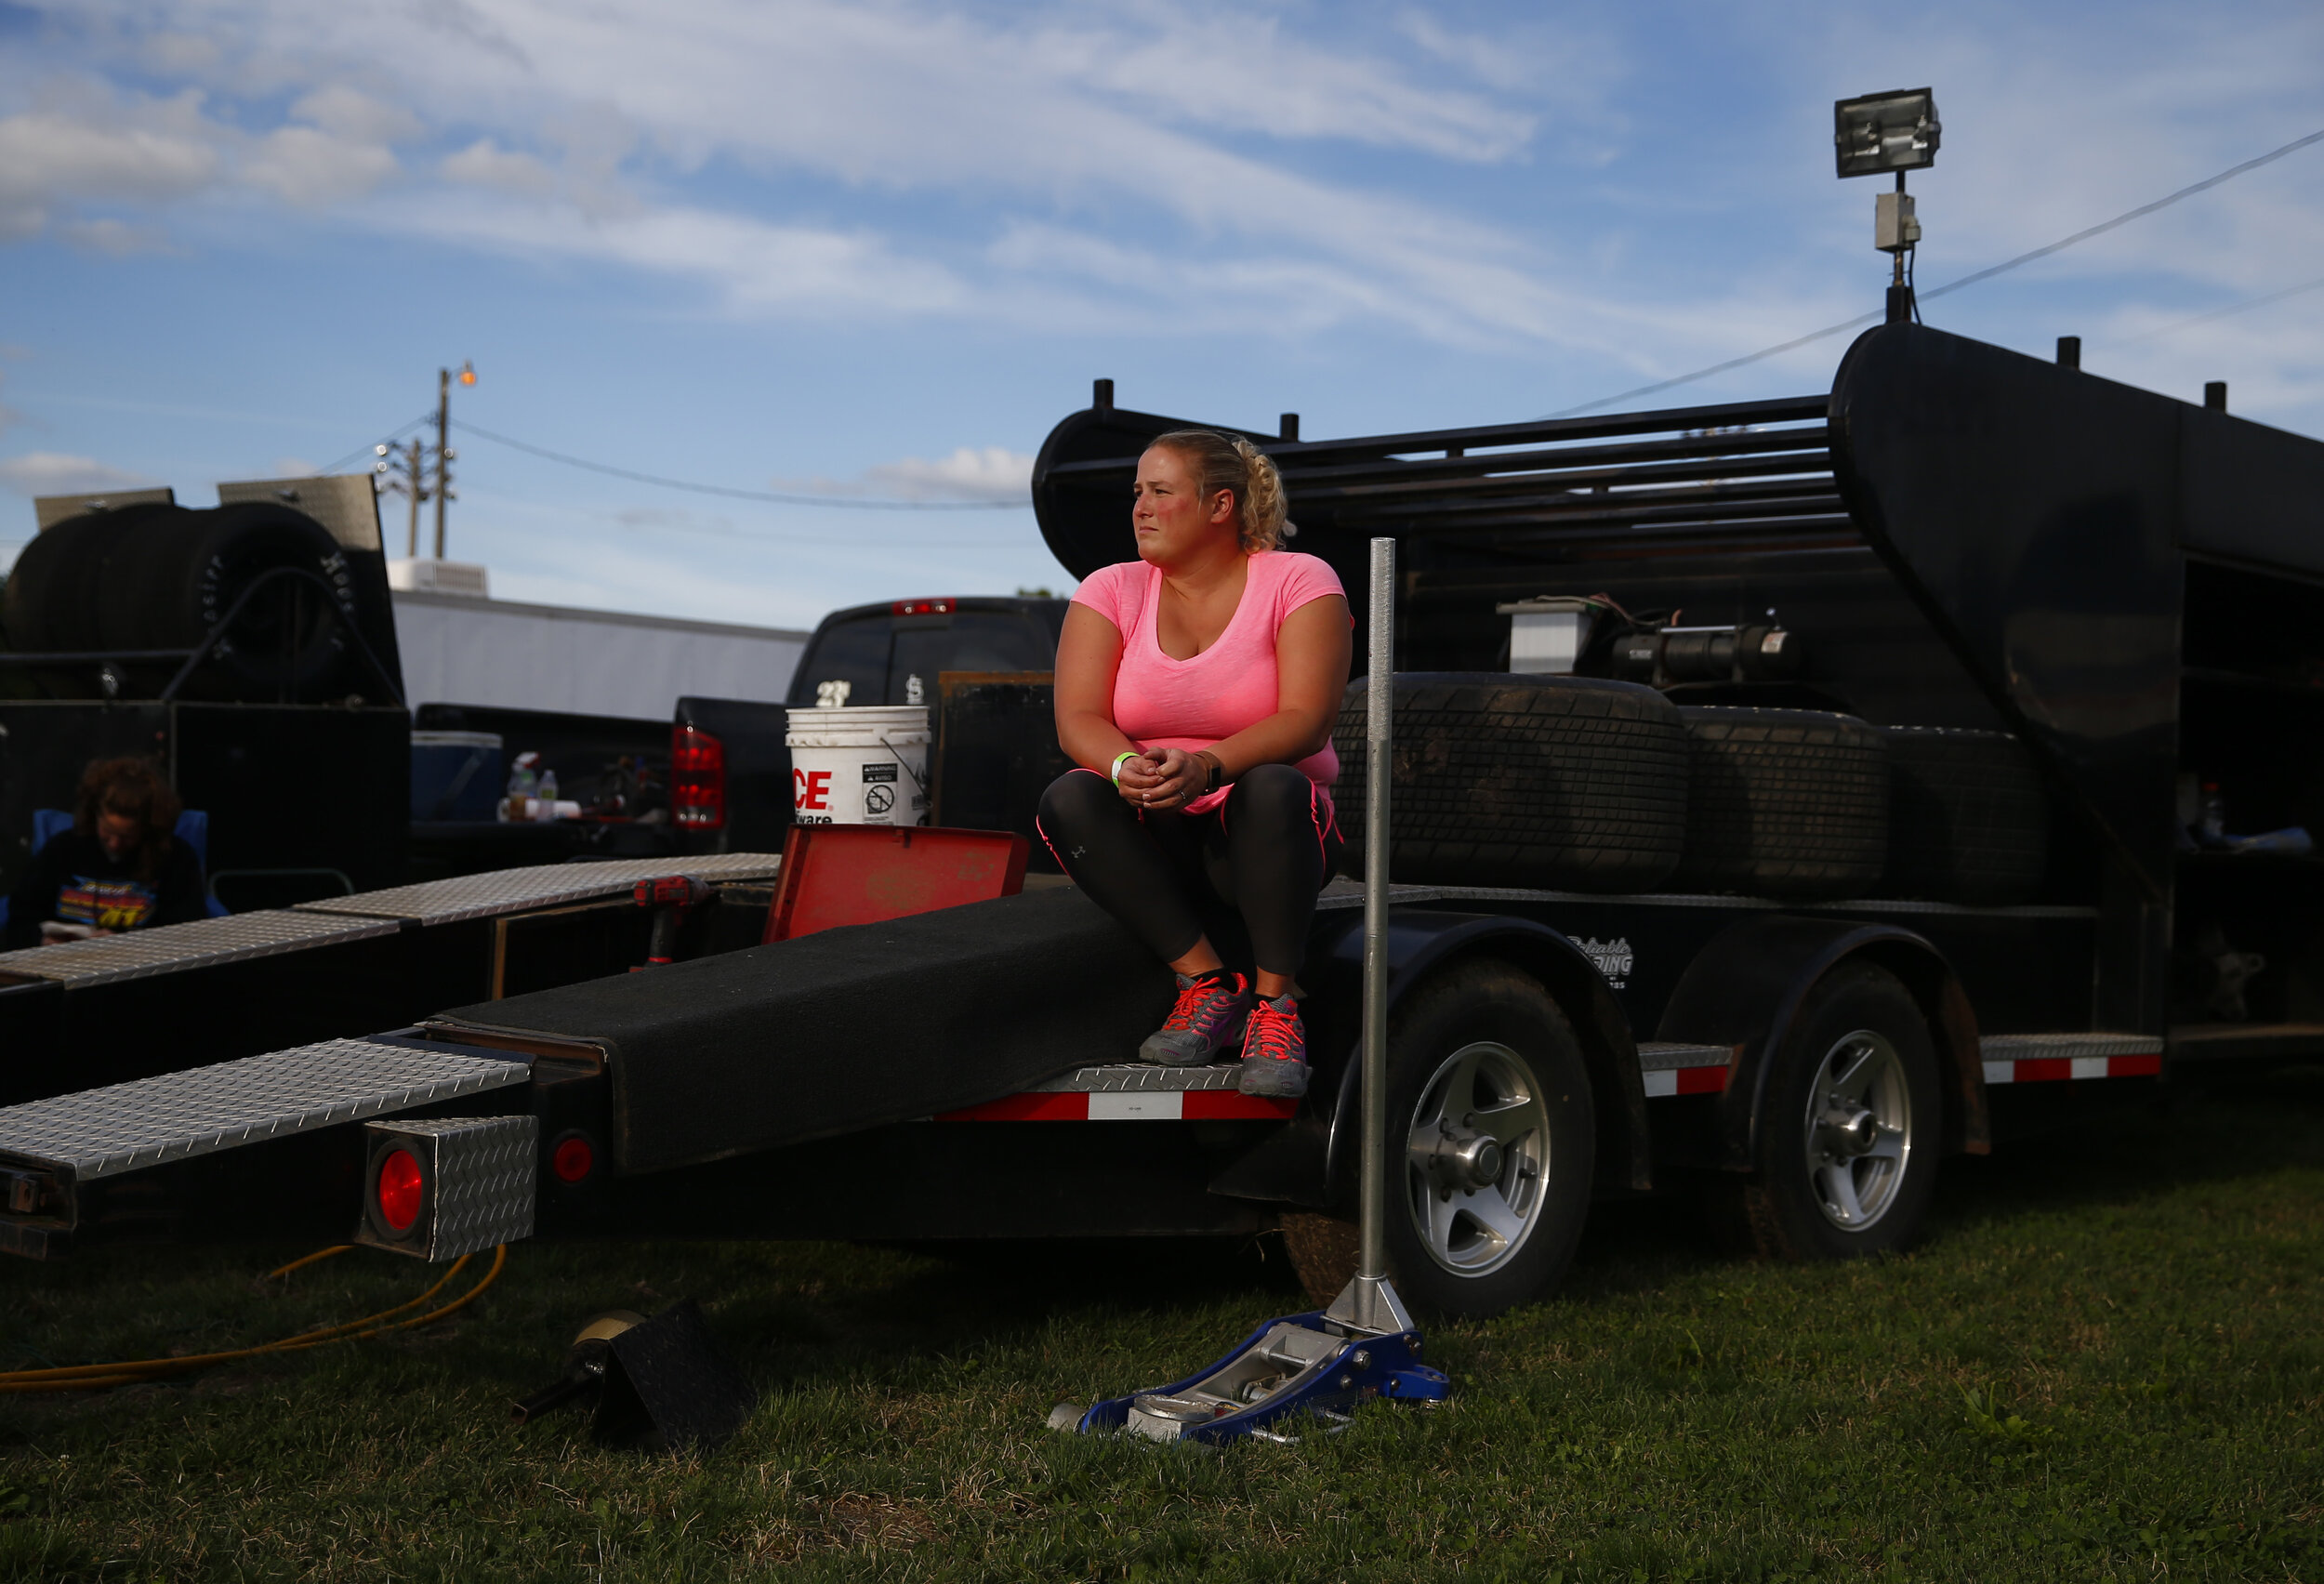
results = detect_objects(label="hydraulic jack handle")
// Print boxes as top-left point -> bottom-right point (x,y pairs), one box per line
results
632,875 -> 713,967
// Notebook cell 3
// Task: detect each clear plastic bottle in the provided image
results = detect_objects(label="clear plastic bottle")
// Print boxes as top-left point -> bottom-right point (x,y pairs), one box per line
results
2199,782 -> 2226,845
536,767 -> 560,822
504,752 -> 540,821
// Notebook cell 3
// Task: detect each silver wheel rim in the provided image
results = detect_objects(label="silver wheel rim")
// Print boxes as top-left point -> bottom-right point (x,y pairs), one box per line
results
1403,1040 -> 1549,1276
1802,1027 -> 1912,1232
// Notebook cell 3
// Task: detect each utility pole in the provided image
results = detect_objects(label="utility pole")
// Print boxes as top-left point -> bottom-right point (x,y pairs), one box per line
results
375,435 -> 433,554
432,360 -> 476,560
403,437 -> 425,556
375,362 -> 473,561
433,367 -> 453,560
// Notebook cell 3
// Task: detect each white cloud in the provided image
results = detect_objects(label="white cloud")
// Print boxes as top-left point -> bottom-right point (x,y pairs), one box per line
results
244,124 -> 398,205
0,0 -> 1611,342
0,95 -> 219,238
6,0 -> 2320,395
388,188 -> 965,312
289,84 -> 421,145
441,138 -> 555,196
0,452 -> 156,496
860,446 -> 1033,503
56,216 -> 168,253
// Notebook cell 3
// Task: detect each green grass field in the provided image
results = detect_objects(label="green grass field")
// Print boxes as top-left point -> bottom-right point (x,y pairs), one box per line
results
3,1070 -> 2319,1582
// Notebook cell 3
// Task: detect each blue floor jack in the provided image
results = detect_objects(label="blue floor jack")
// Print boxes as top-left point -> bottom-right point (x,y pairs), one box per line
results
1049,538 -> 1452,1445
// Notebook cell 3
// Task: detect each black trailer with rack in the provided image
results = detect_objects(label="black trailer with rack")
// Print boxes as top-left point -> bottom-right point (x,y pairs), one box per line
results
3,321 -> 2319,1323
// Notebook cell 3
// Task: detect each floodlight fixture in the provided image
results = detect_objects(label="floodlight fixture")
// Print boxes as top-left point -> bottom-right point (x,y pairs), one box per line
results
1836,87 -> 1939,324
1834,88 -> 1940,178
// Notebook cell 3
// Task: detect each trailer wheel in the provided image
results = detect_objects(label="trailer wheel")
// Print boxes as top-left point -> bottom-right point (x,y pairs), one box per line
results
1334,673 -> 1686,891
1710,962 -> 1939,1261
1880,727 -> 2048,904
1670,706 -> 1888,900
1381,961 -> 1596,1317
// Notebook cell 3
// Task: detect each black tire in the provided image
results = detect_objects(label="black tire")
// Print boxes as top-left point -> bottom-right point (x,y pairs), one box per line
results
1379,960 -> 1596,1318
1334,673 -> 1686,891
98,503 -> 359,700
1880,727 -> 2048,904
1670,706 -> 1888,899
1,502 -> 189,653
1704,962 -> 1940,1261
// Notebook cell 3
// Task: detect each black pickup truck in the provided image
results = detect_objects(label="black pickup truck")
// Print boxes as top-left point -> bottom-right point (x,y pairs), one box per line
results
408,594 -> 1070,878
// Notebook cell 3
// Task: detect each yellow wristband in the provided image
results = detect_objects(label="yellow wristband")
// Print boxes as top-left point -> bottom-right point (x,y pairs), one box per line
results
1110,751 -> 1139,785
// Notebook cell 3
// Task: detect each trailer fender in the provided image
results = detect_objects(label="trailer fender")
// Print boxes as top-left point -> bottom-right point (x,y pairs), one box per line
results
1314,909 -> 1651,1201
1655,915 -> 1988,1174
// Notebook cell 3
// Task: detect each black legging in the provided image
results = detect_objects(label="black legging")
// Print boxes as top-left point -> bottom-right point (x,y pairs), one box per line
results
1037,762 -> 1345,977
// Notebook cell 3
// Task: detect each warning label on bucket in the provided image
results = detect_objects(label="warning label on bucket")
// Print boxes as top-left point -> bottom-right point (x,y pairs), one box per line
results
865,785 -> 896,814
863,762 -> 898,784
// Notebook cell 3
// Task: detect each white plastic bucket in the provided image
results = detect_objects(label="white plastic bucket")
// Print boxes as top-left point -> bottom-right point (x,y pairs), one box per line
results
786,705 -> 931,825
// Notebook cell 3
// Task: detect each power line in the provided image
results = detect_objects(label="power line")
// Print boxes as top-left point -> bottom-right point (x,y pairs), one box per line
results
2113,272 -> 2324,345
608,513 -> 1029,550
1544,124 -> 2324,419
316,413 -> 434,478
454,419 -> 1026,510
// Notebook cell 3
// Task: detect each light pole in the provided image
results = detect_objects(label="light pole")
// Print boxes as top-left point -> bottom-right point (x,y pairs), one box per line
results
1834,88 -> 1940,323
433,360 -> 476,560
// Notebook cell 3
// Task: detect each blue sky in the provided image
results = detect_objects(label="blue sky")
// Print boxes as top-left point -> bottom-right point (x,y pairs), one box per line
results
4,0 -> 2320,629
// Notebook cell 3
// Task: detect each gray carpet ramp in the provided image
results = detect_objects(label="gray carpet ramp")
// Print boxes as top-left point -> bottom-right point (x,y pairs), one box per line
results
431,887 -> 1172,1173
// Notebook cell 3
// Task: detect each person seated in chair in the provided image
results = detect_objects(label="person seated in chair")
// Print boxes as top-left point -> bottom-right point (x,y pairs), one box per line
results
1039,428 -> 1352,1100
5,758 -> 207,948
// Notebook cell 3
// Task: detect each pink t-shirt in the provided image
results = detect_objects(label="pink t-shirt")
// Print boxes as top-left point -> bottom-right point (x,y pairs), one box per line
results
1071,550 -> 1346,814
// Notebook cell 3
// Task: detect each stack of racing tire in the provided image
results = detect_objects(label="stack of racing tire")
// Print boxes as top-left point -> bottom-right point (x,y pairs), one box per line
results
0,500 -> 389,703
1332,674 -> 2049,904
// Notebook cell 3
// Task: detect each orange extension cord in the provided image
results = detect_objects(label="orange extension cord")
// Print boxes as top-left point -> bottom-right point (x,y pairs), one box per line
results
0,1244 -> 509,1393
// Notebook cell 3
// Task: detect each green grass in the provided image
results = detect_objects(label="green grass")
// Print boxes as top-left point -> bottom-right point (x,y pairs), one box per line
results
4,1073 -> 2321,1583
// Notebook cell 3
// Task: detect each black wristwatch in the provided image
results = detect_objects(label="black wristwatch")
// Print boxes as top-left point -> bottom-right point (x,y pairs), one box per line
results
1201,752 -> 1224,793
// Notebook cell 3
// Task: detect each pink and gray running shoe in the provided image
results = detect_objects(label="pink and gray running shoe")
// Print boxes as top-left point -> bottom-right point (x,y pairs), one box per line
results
1238,992 -> 1310,1098
1139,971 -> 1255,1066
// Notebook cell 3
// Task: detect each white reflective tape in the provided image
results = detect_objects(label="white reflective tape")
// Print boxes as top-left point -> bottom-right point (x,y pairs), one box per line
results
1089,1091 -> 1184,1121
1982,1061 -> 2014,1086
2069,1056 -> 2107,1080
1641,1070 -> 1678,1099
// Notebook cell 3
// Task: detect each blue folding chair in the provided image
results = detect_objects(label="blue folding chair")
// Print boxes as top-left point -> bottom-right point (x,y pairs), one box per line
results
2,808 -> 230,930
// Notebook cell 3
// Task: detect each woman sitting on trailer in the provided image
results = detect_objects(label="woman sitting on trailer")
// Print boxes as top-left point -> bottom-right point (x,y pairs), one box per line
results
1040,429 -> 1352,1099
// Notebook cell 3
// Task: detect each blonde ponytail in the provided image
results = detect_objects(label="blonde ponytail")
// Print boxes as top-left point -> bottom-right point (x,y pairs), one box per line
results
1151,429 -> 1298,553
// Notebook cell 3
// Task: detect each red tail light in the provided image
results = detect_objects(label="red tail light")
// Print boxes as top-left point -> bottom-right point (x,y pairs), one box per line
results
376,1147 -> 425,1232
672,724 -> 727,829
890,598 -> 956,615
550,1133 -> 597,1184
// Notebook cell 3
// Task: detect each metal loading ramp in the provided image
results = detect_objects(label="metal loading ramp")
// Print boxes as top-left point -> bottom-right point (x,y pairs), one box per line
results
0,853 -> 785,987
294,852 -> 784,926
0,910 -> 401,987
0,1038 -> 530,1181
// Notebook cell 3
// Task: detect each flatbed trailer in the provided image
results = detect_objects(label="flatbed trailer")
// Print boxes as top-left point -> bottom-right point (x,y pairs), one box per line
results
3,322 -> 2319,1321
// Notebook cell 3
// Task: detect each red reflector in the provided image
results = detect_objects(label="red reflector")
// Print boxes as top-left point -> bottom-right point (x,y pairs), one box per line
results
671,723 -> 727,830
376,1148 -> 424,1232
888,598 -> 956,615
551,1134 -> 596,1184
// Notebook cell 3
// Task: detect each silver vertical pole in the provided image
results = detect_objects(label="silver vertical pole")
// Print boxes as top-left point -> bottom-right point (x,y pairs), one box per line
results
1326,535 -> 1414,1337
1359,535 -> 1394,1283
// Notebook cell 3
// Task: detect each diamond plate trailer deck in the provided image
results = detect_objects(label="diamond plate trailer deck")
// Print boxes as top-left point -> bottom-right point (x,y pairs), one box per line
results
0,853 -> 782,1106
